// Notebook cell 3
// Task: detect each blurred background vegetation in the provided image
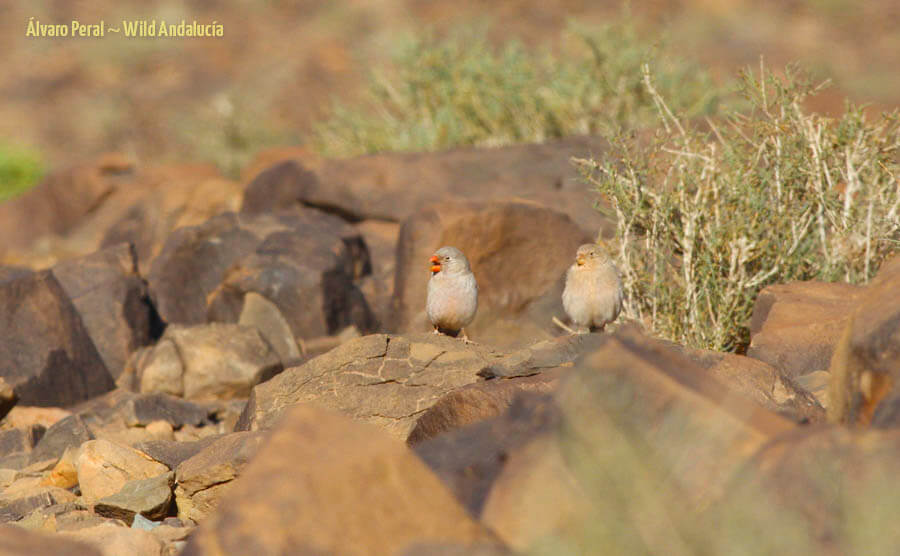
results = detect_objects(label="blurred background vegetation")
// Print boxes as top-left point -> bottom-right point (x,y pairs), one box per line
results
2,0 -> 899,194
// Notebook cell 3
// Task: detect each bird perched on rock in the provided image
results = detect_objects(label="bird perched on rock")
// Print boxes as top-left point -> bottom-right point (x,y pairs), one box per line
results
426,246 -> 478,340
561,242 -> 624,333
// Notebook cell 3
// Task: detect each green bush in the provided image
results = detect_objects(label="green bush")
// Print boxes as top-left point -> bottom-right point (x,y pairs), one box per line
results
313,20 -> 725,157
580,63 -> 900,352
0,142 -> 44,202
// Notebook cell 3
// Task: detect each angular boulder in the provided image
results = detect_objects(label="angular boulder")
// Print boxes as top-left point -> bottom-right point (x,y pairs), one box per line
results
183,404 -> 496,555
748,280 -> 864,377
135,323 -> 282,401
0,271 -> 114,407
829,255 -> 900,426
75,439 -> 169,504
477,326 -> 794,552
51,243 -> 159,378
174,431 -> 266,522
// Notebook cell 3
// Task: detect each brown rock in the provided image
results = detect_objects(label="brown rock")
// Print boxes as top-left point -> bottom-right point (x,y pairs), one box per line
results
714,425 -> 900,553
478,325 -> 794,552
149,207 -> 375,339
1,406 -> 71,431
0,524 -> 101,556
355,220 -> 400,327
0,379 -> 15,423
133,435 -> 223,471
51,243 -> 159,379
677,346 -> 825,423
0,271 -> 115,407
206,208 -> 375,338
100,169 -> 242,272
407,369 -> 565,445
0,424 -> 44,456
748,280 -> 864,378
135,323 -> 282,401
236,334 -> 503,439
146,212 -> 260,326
59,522 -> 163,556
174,432 -> 266,522
391,200 -> 589,346
829,255 -> 900,426
182,404 -> 495,555
0,153 -> 135,253
42,446 -> 79,489
413,391 -> 561,516
239,137 -> 611,235
75,439 -> 169,504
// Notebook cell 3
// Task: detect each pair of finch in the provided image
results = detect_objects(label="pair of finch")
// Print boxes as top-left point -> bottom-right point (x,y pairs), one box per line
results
426,243 -> 624,339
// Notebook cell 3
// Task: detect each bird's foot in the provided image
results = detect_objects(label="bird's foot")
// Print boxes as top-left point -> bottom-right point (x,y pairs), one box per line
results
459,329 -> 477,345
552,316 -> 578,335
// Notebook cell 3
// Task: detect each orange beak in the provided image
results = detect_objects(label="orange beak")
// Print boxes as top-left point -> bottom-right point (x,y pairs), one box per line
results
576,255 -> 585,266
430,255 -> 441,274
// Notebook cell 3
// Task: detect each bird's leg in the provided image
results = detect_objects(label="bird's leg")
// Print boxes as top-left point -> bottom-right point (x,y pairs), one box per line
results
459,329 -> 476,345
552,316 -> 578,335
432,326 -> 441,335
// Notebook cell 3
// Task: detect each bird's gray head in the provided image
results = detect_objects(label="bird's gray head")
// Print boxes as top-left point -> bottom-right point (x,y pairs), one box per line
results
574,242 -> 612,266
430,246 -> 472,275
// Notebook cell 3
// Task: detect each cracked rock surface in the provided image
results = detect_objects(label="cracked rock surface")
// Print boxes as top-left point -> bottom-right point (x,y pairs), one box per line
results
236,333 -> 506,439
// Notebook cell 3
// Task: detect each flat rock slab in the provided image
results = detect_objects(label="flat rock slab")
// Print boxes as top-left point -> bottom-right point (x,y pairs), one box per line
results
94,471 -> 174,525
236,333 -> 506,439
0,479 -> 77,522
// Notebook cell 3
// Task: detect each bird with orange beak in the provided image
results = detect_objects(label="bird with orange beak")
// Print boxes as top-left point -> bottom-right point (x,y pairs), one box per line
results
426,246 -> 478,340
561,242 -> 623,333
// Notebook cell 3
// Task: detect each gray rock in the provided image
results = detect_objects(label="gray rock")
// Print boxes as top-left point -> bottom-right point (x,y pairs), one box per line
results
237,292 -> 300,363
0,424 -> 45,455
123,393 -> 210,428
132,435 -> 223,471
0,479 -> 77,522
29,414 -> 94,464
94,471 -> 175,525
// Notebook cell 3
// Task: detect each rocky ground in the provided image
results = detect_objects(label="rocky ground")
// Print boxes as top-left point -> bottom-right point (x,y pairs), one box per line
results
0,139 -> 898,555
